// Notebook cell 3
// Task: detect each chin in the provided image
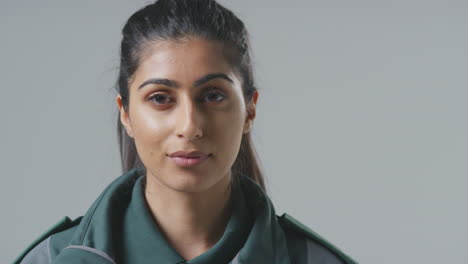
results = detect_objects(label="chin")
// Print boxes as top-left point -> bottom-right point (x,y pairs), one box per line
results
158,172 -> 216,193
145,162 -> 231,194
170,183 -> 217,194
168,171 -> 230,194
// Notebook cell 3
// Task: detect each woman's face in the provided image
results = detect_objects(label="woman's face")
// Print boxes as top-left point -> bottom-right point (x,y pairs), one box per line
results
117,37 -> 258,194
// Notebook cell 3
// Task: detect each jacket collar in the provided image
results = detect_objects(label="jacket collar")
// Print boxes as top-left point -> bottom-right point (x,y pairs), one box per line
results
67,168 -> 291,264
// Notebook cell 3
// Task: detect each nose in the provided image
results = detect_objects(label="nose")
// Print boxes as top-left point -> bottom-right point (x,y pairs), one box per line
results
175,97 -> 204,141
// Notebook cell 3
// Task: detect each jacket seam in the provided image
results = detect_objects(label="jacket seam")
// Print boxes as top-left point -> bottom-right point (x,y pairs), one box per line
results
46,236 -> 51,264
279,213 -> 356,264
77,169 -> 142,245
64,245 -> 117,264
77,188 -> 110,245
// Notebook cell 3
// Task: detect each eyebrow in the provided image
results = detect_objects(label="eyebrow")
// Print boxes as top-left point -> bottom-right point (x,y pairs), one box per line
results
137,72 -> 234,90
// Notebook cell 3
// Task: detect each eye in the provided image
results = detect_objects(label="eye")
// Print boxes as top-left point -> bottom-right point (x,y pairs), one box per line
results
147,88 -> 226,106
148,93 -> 173,105
204,88 -> 226,103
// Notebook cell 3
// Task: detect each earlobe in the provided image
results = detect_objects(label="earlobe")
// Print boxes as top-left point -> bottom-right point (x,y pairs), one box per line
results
116,95 -> 134,138
243,118 -> 253,134
243,108 -> 257,134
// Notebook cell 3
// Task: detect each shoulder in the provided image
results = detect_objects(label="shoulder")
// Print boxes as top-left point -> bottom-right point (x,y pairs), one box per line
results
13,216 -> 82,264
277,213 -> 358,264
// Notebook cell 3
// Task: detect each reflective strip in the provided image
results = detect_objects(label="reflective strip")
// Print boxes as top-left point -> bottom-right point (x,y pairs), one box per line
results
230,251 -> 240,264
64,246 -> 117,264
19,236 -> 51,264
305,239 -> 344,264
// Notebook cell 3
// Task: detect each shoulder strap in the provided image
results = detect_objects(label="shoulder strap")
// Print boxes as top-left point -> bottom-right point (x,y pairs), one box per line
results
278,213 -> 358,264
13,216 -> 83,264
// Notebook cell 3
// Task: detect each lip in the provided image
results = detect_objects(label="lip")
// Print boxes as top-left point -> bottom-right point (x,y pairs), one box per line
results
168,150 -> 211,168
169,150 -> 209,158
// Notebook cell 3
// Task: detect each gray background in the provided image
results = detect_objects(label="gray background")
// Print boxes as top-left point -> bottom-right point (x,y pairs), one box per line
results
1,0 -> 467,263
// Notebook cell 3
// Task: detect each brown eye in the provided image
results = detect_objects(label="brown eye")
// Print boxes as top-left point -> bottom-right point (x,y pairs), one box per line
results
204,89 -> 226,103
148,93 -> 173,105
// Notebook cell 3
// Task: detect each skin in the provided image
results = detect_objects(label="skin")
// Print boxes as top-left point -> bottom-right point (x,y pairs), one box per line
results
116,37 -> 258,260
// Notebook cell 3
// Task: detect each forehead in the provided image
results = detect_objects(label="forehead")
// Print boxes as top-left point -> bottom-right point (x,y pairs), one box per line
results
133,38 -> 235,83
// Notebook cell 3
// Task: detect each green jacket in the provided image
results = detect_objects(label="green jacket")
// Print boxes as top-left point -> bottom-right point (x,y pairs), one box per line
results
14,168 -> 357,264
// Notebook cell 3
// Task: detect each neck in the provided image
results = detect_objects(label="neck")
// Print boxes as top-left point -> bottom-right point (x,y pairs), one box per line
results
144,172 -> 233,260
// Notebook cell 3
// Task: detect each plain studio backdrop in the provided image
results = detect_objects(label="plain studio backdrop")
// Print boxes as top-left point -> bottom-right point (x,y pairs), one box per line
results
1,0 -> 467,263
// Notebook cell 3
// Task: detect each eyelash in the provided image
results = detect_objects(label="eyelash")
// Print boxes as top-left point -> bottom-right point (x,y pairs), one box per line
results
147,88 -> 227,105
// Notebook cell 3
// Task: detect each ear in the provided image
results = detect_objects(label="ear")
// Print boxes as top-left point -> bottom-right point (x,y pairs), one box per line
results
116,94 -> 134,138
243,90 -> 259,134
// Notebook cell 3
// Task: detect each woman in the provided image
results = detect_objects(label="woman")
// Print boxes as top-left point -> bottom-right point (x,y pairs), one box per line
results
14,0 -> 357,263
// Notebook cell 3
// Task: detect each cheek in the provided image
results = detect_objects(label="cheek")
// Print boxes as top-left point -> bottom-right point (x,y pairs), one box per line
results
129,106 -> 170,156
210,106 -> 245,155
